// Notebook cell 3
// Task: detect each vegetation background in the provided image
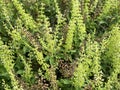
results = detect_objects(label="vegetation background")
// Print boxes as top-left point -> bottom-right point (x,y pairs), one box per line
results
0,0 -> 120,90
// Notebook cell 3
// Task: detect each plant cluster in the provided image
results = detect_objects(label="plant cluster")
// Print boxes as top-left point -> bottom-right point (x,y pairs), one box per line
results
0,0 -> 120,90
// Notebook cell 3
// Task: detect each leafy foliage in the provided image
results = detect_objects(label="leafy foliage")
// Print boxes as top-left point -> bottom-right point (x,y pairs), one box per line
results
0,0 -> 120,90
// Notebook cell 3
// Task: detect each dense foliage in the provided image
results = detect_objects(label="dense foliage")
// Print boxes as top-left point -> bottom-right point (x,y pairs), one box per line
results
0,0 -> 120,90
